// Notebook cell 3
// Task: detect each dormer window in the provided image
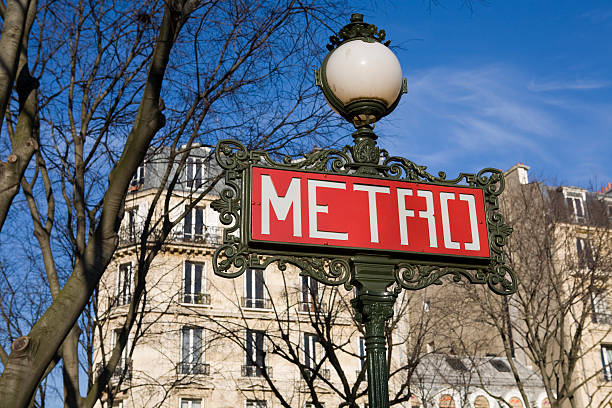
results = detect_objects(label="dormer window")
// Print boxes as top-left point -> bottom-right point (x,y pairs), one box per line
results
130,165 -> 145,189
562,188 -> 587,223
186,157 -> 206,189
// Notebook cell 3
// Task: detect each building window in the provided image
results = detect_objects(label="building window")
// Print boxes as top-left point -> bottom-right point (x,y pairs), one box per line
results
121,206 -> 139,243
244,329 -> 266,377
358,337 -> 366,370
601,345 -> 612,381
301,275 -> 319,311
180,398 -> 202,408
183,261 -> 209,305
592,290 -> 612,324
116,263 -> 132,306
184,206 -> 204,241
489,359 -> 511,372
508,397 -> 524,408
130,165 -> 145,189
474,396 -> 490,408
106,329 -> 131,382
180,327 -> 207,374
245,400 -> 267,408
576,238 -> 594,268
565,193 -> 586,222
439,394 -> 455,408
304,333 -> 318,369
446,356 -> 468,371
186,157 -> 206,189
243,269 -> 267,308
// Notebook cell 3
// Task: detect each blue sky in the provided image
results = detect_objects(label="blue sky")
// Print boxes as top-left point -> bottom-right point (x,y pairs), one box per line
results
360,1 -> 612,189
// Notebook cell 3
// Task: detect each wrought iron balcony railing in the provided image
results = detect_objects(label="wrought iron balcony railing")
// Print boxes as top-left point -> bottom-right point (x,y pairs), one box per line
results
241,297 -> 271,309
299,301 -> 327,313
96,358 -> 132,383
179,227 -> 223,245
242,365 -> 272,377
180,292 -> 211,305
176,362 -> 210,375
593,313 -> 612,325
305,367 -> 330,380
118,226 -> 224,247
111,293 -> 132,308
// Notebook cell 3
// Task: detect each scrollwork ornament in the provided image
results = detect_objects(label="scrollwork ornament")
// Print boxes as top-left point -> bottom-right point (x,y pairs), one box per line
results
248,255 -> 352,290
212,243 -> 248,279
394,263 -> 516,296
215,139 -> 249,171
327,13 -> 389,50
381,154 -> 438,182
351,138 -> 380,164
210,139 -> 516,297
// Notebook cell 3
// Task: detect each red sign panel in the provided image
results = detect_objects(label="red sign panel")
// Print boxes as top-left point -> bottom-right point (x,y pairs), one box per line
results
250,167 -> 490,259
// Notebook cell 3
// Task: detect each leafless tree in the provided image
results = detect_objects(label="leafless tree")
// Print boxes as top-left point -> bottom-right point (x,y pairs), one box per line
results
0,0 -> 350,406
461,178 -> 612,408
188,273 -> 440,408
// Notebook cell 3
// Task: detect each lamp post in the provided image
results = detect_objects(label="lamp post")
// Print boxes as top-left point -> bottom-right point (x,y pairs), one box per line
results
315,13 -> 406,408
211,12 -> 515,408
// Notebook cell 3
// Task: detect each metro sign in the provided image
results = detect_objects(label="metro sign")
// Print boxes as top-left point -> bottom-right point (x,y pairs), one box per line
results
250,166 -> 490,262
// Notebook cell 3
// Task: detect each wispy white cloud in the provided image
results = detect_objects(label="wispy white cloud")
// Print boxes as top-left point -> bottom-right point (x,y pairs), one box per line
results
378,64 -> 612,186
527,79 -> 612,92
578,8 -> 612,24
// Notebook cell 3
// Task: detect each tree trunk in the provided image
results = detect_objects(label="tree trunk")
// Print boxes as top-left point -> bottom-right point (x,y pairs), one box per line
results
0,3 -> 184,406
0,0 -> 31,130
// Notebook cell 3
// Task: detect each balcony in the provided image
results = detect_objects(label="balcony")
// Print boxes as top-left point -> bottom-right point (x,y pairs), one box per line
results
118,228 -> 140,245
176,362 -> 210,375
180,227 -> 223,245
593,313 -> 612,325
96,358 -> 132,384
180,292 -> 211,305
242,365 -> 272,377
118,226 -> 223,248
305,367 -> 330,380
111,293 -> 132,308
241,297 -> 271,309
299,301 -> 327,313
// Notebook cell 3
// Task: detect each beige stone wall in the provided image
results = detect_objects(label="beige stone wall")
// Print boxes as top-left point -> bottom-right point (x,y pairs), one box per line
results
95,247 -> 375,407
94,188 -> 378,407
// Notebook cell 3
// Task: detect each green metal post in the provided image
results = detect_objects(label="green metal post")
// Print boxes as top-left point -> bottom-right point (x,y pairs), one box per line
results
351,256 -> 397,408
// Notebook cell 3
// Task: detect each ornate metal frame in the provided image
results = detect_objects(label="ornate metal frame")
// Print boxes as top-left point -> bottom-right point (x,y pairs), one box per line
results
211,139 -> 516,296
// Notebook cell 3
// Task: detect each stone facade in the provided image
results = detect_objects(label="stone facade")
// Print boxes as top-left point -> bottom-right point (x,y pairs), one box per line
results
95,151 -> 576,408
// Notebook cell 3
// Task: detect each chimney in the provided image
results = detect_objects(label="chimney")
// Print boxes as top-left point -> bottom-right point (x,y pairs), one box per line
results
505,162 -> 530,185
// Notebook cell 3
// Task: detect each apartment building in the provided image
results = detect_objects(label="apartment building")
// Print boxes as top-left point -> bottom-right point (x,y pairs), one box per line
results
95,149 -> 555,408
503,164 -> 612,408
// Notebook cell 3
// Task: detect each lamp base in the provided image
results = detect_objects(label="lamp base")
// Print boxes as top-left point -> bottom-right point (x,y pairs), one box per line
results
345,99 -> 388,127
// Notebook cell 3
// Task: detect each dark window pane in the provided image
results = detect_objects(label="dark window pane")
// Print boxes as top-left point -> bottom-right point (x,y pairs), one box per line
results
184,208 -> 192,238
194,263 -> 202,295
489,359 -> 510,372
184,262 -> 192,302
446,356 -> 468,371
575,198 -> 584,217
246,269 -> 253,301
195,208 -> 203,236
255,269 -> 264,300
195,159 -> 202,187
